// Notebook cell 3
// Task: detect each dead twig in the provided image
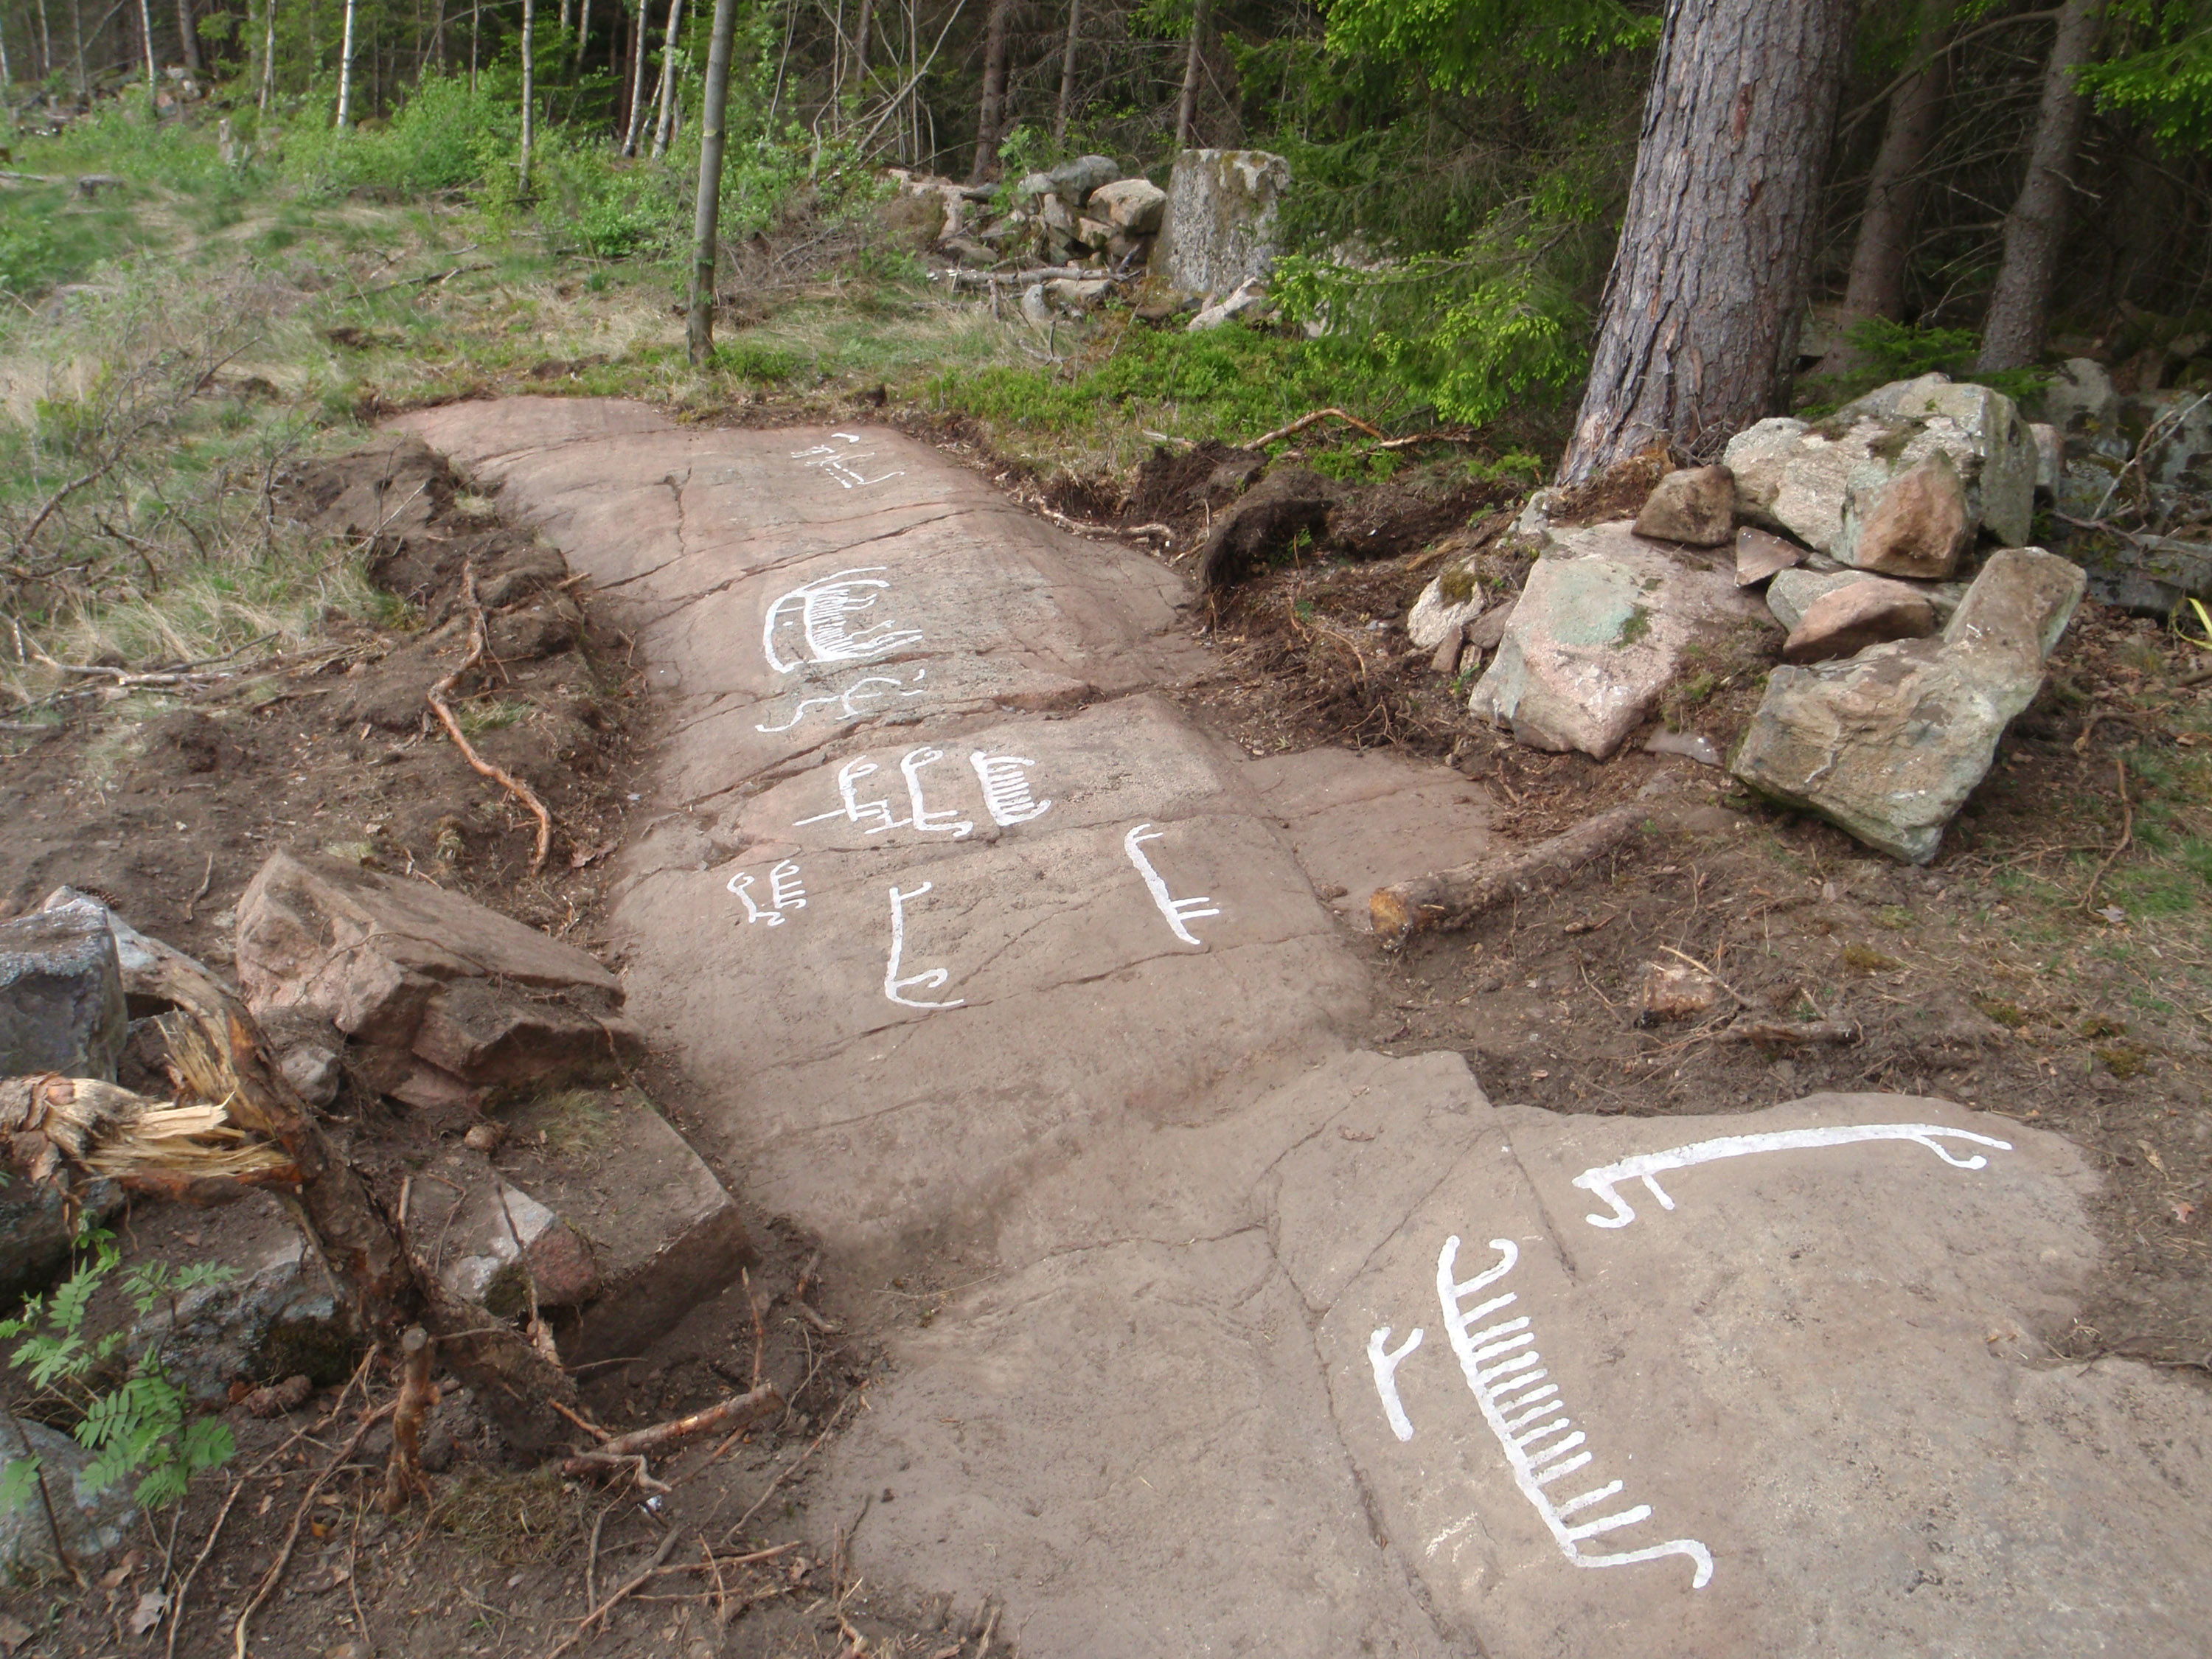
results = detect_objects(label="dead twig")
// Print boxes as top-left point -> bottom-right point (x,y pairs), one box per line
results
164,1473 -> 245,1659
543,1525 -> 684,1658
426,563 -> 554,873
560,1382 -> 784,1482
232,1402 -> 397,1659
2081,756 -> 2133,914
726,1392 -> 856,1540
1244,408 -> 1384,450
1658,945 -> 1755,1009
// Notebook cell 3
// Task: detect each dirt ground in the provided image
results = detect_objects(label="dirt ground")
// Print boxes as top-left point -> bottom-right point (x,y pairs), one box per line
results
1,408 -> 2208,1655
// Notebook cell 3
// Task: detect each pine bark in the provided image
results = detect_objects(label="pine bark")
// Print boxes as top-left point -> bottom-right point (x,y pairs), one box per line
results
174,0 -> 199,69
1175,0 -> 1206,146
1053,0 -> 1078,144
688,0 -> 739,365
1976,0 -> 2104,371
1819,3 -> 1950,378
1559,0 -> 1857,482
970,0 -> 1015,181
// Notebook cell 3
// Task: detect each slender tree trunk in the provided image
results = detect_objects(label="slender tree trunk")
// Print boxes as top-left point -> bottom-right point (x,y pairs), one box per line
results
970,0 -> 1013,180
649,0 -> 683,156
173,0 -> 199,68
258,0 -> 275,108
1977,0 -> 2104,371
519,0 -> 535,191
1175,0 -> 1206,146
1559,0 -> 1857,481
35,0 -> 52,80
1818,3 -> 1951,379
688,0 -> 739,364
335,0 -> 356,124
852,0 -> 868,83
469,0 -> 479,89
433,0 -> 445,66
135,0 -> 155,110
573,0 -> 588,70
1,21 -> 12,83
69,0 -> 84,99
622,0 -> 651,152
1052,0 -> 1079,145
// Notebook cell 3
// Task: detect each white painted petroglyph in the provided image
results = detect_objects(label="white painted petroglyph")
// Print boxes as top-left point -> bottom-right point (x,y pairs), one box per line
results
970,753 -> 1052,826
727,859 -> 807,925
1124,824 -> 1221,947
1436,1235 -> 1713,1590
884,882 -> 965,1011
788,434 -> 905,490
795,757 -> 909,835
751,669 -> 929,735
762,568 -> 923,673
900,747 -> 973,838
1367,1326 -> 1424,1443
1571,1124 -> 2014,1230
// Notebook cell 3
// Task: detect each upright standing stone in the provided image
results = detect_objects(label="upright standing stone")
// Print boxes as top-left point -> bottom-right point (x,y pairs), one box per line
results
1151,150 -> 1290,299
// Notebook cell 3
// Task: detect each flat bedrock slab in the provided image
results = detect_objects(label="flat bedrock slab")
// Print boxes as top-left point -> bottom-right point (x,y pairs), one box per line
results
832,1048 -> 2211,1658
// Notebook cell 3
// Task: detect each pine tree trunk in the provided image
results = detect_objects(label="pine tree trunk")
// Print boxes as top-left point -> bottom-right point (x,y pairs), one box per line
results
970,0 -> 1015,181
1175,0 -> 1206,147
688,0 -> 740,364
1818,4 -> 1951,379
649,0 -> 683,157
174,0 -> 199,69
573,0 -> 588,70
519,0 -> 536,192
1559,0 -> 1857,482
1052,0 -> 1078,145
1976,0 -> 2103,372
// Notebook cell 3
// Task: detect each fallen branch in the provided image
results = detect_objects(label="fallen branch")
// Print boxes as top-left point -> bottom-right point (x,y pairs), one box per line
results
562,1383 -> 783,1481
165,1474 -> 246,1659
1369,801 -> 1660,945
1244,408 -> 1385,451
726,1392 -> 855,1540
1722,1018 -> 1860,1047
426,563 -> 554,873
545,1526 -> 685,1659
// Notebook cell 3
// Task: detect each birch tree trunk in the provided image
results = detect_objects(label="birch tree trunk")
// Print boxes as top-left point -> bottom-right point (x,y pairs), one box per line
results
650,0 -> 684,157
35,0 -> 52,80
1976,0 -> 2104,372
174,0 -> 199,69
622,0 -> 653,151
1559,0 -> 1857,481
852,0 -> 869,83
688,0 -> 740,364
1053,0 -> 1079,145
335,0 -> 357,125
969,0 -> 1014,180
69,0 -> 85,99
258,0 -> 276,109
136,0 -> 156,112
519,0 -> 536,192
1175,0 -> 1206,146
1818,3 -> 1951,380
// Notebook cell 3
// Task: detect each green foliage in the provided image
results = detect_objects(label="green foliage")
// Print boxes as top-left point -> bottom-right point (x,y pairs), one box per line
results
282,73 -> 518,198
1321,0 -> 1658,97
1798,318 -> 2049,414
2077,1 -> 2212,153
0,1232 -> 237,1512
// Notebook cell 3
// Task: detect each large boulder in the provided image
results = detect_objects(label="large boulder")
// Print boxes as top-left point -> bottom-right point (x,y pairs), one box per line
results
1045,153 -> 1121,208
0,900 -> 128,1081
1468,524 -> 1773,759
234,852 -> 643,1116
1724,375 -> 2037,569
1151,149 -> 1290,299
1730,548 -> 2086,863
0,1418 -> 136,1579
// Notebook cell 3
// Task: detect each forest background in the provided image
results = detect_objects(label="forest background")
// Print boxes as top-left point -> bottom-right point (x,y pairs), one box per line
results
0,0 -> 2209,669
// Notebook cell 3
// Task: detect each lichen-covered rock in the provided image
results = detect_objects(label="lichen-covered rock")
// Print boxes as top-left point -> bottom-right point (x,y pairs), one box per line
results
1152,149 -> 1290,299
1730,548 -> 2086,863
1407,568 -> 1485,650
1781,578 -> 1937,664
0,1418 -> 136,1579
133,1234 -> 356,1404
1186,277 -> 1269,331
1046,153 -> 1121,207
1090,176 -> 1166,234
0,900 -> 128,1081
1468,523 -> 1772,759
1724,375 -> 2036,562
1633,465 -> 1736,546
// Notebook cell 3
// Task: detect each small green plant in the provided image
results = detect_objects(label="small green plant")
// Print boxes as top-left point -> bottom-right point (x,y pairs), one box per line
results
0,1231 -> 238,1514
1616,605 -> 1652,647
